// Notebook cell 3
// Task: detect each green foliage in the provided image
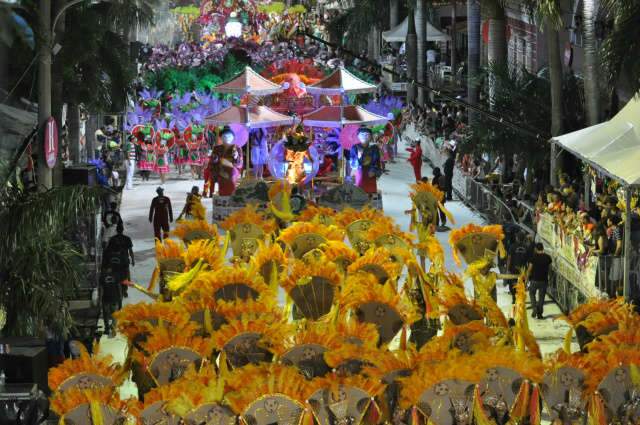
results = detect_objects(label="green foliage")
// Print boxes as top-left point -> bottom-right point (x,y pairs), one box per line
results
600,0 -> 640,95
144,54 -> 261,95
0,175 -> 103,337
327,0 -> 390,45
170,6 -> 200,16
463,63 -> 550,167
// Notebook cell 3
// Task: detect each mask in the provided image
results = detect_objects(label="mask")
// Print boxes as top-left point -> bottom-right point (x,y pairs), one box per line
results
222,131 -> 235,145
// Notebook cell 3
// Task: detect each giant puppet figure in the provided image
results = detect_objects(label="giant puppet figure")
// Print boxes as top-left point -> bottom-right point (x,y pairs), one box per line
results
350,127 -> 382,194
208,126 -> 243,196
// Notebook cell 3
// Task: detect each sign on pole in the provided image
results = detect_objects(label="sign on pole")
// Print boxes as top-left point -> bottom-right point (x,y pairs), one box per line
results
44,116 -> 58,169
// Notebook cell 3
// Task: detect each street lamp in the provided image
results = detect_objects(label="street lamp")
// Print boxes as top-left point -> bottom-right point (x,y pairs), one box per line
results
37,0 -> 107,188
224,12 -> 242,38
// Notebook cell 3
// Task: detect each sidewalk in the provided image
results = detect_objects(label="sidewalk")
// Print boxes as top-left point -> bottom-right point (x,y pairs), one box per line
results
98,138 -> 576,400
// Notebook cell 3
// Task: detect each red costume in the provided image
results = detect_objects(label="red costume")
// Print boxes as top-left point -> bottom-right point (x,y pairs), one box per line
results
407,145 -> 423,182
209,143 -> 243,196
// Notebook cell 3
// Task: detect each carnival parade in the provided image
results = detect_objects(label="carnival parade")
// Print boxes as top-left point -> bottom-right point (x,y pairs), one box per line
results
4,0 -> 640,424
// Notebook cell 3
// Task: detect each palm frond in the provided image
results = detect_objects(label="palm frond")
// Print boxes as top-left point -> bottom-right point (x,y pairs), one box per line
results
600,0 -> 640,93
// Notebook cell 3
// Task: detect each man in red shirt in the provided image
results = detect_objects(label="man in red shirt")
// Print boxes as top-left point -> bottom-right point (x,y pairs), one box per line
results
407,140 -> 423,182
149,187 -> 173,241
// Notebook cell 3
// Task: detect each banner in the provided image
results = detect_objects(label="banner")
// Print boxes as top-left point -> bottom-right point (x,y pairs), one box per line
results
537,213 -> 600,298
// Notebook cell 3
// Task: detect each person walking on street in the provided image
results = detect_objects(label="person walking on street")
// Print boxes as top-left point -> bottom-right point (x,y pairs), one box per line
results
443,148 -> 455,201
506,233 -> 530,303
104,224 -> 135,301
432,167 -> 448,230
407,139 -> 423,182
100,265 -> 121,338
526,243 -> 552,319
149,187 -> 173,241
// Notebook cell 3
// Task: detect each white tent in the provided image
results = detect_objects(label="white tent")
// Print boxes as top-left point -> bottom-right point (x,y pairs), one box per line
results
382,16 -> 450,43
551,96 -> 640,186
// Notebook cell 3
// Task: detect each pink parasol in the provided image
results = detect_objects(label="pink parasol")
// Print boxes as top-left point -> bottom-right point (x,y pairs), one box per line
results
306,67 -> 377,96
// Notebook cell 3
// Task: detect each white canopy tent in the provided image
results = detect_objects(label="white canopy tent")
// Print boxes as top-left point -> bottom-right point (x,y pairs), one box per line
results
551,96 -> 640,186
382,16 -> 450,43
551,95 -> 640,298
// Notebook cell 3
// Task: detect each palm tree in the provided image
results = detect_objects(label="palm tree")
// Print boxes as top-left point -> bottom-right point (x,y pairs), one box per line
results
600,0 -> 640,100
0,167 -> 103,337
416,0 -> 427,105
451,0 -> 457,84
406,8 -> 418,103
531,0 -> 564,185
467,0 -> 481,120
582,0 -> 600,125
485,1 -> 507,107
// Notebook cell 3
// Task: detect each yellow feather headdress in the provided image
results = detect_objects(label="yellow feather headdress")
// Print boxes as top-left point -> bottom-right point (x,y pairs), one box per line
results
212,312 -> 293,357
297,205 -> 337,223
48,343 -> 124,392
277,222 -> 345,246
113,302 -> 191,341
449,223 -> 506,266
132,322 -> 215,366
280,258 -> 342,293
185,264 -> 274,303
171,219 -> 220,244
335,207 -> 393,229
220,204 -> 277,235
164,365 -> 223,418
182,238 -> 225,270
338,273 -> 421,326
346,247 -> 401,284
224,363 -> 313,414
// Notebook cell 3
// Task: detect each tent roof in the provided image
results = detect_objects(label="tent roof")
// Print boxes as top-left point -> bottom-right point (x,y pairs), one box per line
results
306,67 -> 377,95
552,96 -> 640,186
382,16 -> 450,43
205,105 -> 295,128
302,105 -> 389,128
211,67 -> 283,96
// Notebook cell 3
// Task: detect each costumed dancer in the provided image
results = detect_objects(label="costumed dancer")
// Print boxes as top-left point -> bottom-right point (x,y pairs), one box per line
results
407,139 -> 423,182
131,124 -> 155,182
174,127 -> 188,175
208,126 -> 243,196
250,128 -> 268,180
185,124 -> 205,180
177,186 -> 205,221
154,128 -> 174,184
350,126 -> 383,196
409,179 -> 454,270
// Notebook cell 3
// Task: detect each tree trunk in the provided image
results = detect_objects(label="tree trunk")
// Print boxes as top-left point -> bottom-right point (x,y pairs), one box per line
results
52,0 -> 66,186
546,19 -> 563,187
390,0 -> 399,29
86,114 -> 98,161
467,0 -> 480,120
406,9 -> 418,103
582,0 -> 600,125
451,0 -> 457,83
486,1 -> 507,108
416,0 -> 427,105
68,102 -> 80,164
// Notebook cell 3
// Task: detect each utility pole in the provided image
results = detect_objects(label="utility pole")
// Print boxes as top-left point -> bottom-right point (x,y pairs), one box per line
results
37,0 -> 53,189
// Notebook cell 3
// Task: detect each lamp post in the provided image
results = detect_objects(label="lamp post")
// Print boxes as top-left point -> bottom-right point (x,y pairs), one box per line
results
37,0 -> 104,189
